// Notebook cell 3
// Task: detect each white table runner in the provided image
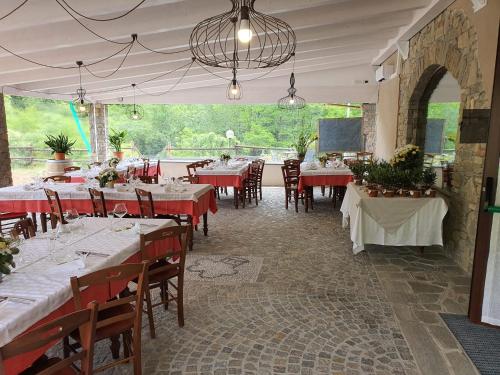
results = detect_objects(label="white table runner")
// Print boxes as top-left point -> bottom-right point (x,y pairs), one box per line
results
0,217 -> 176,346
196,163 -> 248,176
340,183 -> 448,254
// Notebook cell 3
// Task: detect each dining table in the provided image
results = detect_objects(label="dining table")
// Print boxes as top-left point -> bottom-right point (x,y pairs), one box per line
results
0,216 -> 178,374
298,162 -> 353,212
195,162 -> 249,209
340,183 -> 449,254
0,182 -> 217,249
65,159 -> 159,183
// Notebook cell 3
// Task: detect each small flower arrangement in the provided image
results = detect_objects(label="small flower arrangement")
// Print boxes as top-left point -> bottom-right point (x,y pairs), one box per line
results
390,144 -> 423,170
349,160 -> 366,180
108,157 -> 120,168
98,168 -> 119,188
318,155 -> 328,167
220,153 -> 231,162
0,237 -> 20,277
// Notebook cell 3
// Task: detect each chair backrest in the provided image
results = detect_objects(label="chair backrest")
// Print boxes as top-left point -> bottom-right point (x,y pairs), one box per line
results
137,175 -> 158,184
64,166 -> 81,173
142,159 -> 150,176
248,162 -> 260,181
125,166 -> 136,180
0,302 -> 97,375
135,188 -> 155,218
43,175 -> 71,183
88,188 -> 108,217
326,152 -> 343,161
154,160 -> 161,178
281,165 -> 299,187
70,263 -> 147,367
186,163 -> 197,177
139,225 -> 191,278
356,152 -> 373,164
180,175 -> 199,184
44,189 -> 66,224
423,153 -> 435,168
254,159 -> 265,179
284,159 -> 301,169
11,218 -> 36,239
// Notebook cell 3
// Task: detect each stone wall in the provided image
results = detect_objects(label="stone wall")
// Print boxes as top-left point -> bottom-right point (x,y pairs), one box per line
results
0,94 -> 13,187
88,103 -> 108,162
361,103 -> 376,153
397,9 -> 488,273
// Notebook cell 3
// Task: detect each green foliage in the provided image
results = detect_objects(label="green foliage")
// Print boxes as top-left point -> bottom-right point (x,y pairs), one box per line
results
349,161 -> 366,179
427,102 -> 460,152
108,129 -> 127,152
422,168 -> 437,187
291,128 -> 317,157
44,133 -> 76,154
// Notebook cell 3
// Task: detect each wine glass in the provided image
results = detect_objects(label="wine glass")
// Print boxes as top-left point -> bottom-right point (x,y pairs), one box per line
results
113,203 -> 128,219
65,208 -> 79,224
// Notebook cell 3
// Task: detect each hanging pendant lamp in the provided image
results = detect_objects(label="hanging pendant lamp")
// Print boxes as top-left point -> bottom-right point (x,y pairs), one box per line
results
73,61 -> 90,115
227,68 -> 242,100
278,54 -> 306,110
127,84 -> 144,120
190,0 -> 296,69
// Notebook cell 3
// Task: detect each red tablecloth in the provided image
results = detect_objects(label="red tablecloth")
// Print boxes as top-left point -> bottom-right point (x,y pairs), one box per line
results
4,237 -> 176,374
197,170 -> 248,189
0,189 -> 217,226
298,174 -> 353,192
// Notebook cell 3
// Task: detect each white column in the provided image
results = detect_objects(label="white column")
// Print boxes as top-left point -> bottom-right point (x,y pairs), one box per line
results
88,103 -> 109,162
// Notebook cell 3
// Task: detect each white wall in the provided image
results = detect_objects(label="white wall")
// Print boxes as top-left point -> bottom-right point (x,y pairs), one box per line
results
375,76 -> 400,161
160,161 -> 284,186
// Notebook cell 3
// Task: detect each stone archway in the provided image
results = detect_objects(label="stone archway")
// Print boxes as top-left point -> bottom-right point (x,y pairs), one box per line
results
397,9 -> 488,273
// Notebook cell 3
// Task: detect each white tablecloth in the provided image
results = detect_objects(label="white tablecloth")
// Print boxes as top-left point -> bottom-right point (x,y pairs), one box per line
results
340,183 -> 448,254
0,182 -> 213,203
196,163 -> 249,176
0,217 -> 176,346
300,167 -> 353,177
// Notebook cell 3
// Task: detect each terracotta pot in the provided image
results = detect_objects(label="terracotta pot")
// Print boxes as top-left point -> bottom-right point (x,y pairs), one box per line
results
354,178 -> 363,186
54,152 -> 66,160
382,189 -> 395,198
409,189 -> 421,198
367,189 -> 379,197
113,151 -> 124,160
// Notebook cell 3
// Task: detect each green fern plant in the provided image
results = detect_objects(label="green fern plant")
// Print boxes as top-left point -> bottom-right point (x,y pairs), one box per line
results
44,133 -> 76,155
108,129 -> 127,152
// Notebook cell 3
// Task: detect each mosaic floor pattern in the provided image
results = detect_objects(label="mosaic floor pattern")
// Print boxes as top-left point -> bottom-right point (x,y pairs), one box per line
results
84,187 -> 474,374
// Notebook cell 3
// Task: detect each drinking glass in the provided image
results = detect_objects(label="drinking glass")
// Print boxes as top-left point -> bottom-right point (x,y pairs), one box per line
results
113,203 -> 128,219
65,208 -> 79,224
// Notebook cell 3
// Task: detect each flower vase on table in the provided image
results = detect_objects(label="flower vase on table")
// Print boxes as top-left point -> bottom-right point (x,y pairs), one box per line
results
98,167 -> 119,189
0,236 -> 20,280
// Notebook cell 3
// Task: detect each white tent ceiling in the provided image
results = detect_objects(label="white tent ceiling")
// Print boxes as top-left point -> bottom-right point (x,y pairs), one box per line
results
0,0 -> 438,104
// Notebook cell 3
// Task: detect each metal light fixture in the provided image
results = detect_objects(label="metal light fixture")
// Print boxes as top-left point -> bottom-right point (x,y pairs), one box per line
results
190,0 -> 296,69
227,68 -> 242,100
73,61 -> 90,115
278,53 -> 306,110
127,84 -> 144,120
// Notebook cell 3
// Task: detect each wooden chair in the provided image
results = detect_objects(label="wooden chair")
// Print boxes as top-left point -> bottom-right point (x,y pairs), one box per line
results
243,162 -> 260,205
153,160 -> 161,180
66,263 -> 148,374
44,189 -> 66,228
284,159 -> 301,169
125,166 -> 136,180
0,302 -> 97,375
135,188 -> 181,224
326,152 -> 343,161
424,153 -> 435,168
180,175 -> 199,184
10,218 -> 36,239
254,159 -> 265,200
186,163 -> 197,178
0,212 -> 27,236
88,189 -> 108,217
136,225 -> 191,338
281,165 -> 301,213
64,166 -> 81,173
43,175 -> 72,183
142,159 -> 150,177
137,175 -> 158,184
356,152 -> 373,164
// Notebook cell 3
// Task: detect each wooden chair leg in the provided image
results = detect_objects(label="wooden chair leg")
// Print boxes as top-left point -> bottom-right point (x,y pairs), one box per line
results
294,190 -> 299,213
144,286 -> 156,339
123,332 -> 130,357
177,277 -> 185,327
321,185 -> 325,196
132,332 -> 142,375
164,281 -> 169,310
285,189 -> 289,209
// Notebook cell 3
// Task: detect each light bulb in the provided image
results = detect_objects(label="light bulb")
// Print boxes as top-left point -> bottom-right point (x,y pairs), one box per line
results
132,113 -> 139,120
79,105 -> 86,112
238,18 -> 252,43
289,98 -> 295,104
231,86 -> 239,95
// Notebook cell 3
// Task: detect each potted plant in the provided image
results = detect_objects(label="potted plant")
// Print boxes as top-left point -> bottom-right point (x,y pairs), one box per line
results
109,129 -> 127,160
108,157 -> 120,168
97,168 -> 119,188
220,153 -> 231,166
390,144 -> 424,170
422,168 -> 437,197
0,237 -> 20,281
292,129 -> 318,162
349,161 -> 365,185
44,133 -> 76,161
408,169 -> 423,198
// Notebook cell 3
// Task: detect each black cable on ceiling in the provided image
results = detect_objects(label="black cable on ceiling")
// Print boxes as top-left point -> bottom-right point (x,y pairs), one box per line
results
136,37 -> 191,56
57,0 -> 147,22
84,40 -> 134,78
0,0 -> 29,21
137,60 -> 194,96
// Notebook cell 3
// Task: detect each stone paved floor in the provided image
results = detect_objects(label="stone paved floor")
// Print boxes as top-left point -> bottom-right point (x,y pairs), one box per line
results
89,187 -> 477,375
